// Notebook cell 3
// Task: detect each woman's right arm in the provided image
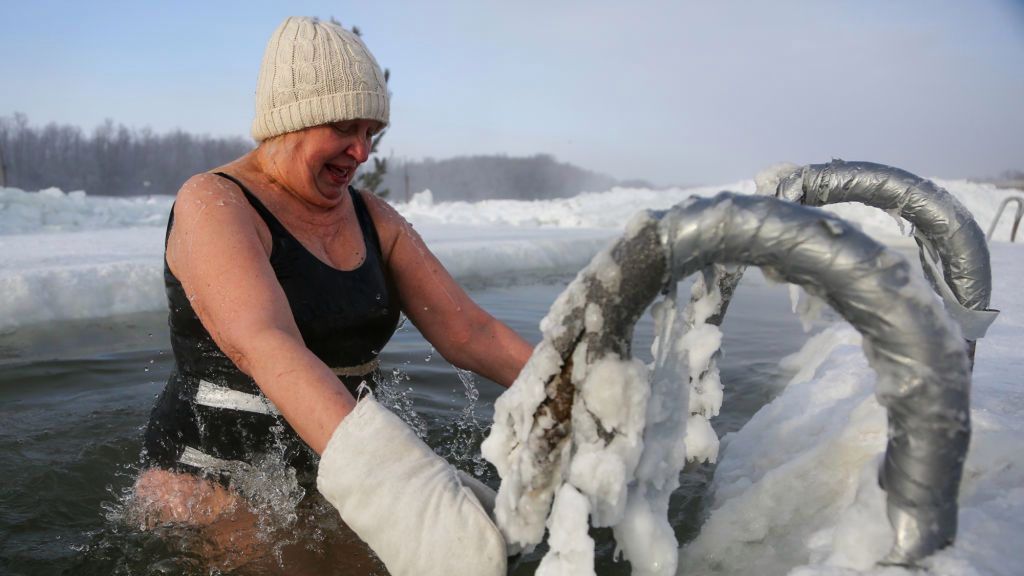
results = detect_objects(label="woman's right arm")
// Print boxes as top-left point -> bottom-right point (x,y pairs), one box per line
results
166,174 -> 355,454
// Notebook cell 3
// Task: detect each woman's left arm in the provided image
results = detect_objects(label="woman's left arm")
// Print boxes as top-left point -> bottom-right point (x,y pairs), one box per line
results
364,194 -> 533,387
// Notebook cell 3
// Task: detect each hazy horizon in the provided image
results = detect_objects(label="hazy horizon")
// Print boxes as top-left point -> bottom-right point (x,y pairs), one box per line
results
2,0 -> 1021,187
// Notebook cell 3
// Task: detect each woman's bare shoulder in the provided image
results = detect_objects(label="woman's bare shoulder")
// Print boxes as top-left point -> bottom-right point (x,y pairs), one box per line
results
356,189 -> 400,222
356,190 -> 415,261
167,173 -> 270,274
173,173 -> 252,218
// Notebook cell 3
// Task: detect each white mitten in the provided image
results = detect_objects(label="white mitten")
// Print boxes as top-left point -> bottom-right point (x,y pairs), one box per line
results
317,396 -> 507,576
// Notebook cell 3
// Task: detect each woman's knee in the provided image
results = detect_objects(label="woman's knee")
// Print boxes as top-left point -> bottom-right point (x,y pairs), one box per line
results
131,467 -> 242,526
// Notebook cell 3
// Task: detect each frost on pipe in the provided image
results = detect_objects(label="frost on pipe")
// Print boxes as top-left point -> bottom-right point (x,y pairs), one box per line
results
483,193 -> 971,572
673,264 -> 736,465
481,212 -> 669,554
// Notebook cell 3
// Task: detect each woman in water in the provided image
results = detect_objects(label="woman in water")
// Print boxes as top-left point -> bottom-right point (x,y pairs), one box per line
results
134,16 -> 530,575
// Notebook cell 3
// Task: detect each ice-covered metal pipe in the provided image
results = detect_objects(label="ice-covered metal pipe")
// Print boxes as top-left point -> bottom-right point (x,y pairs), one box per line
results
678,159 -> 997,466
484,193 -> 970,569
482,213 -> 670,552
776,160 -> 998,345
663,193 -> 971,565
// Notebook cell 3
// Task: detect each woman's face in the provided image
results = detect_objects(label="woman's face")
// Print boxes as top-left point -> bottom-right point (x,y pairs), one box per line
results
274,119 -> 384,204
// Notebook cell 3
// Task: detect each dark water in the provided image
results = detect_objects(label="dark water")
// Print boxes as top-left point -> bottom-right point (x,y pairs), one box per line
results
0,272 -> 807,576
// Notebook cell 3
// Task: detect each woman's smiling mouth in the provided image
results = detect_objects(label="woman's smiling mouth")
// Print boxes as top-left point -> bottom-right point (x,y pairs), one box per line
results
325,163 -> 353,184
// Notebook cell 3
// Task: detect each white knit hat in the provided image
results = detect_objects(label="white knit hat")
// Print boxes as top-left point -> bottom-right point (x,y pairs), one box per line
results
251,16 -> 390,142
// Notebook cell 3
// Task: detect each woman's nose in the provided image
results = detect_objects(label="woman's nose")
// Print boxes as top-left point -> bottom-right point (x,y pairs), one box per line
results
348,132 -> 372,163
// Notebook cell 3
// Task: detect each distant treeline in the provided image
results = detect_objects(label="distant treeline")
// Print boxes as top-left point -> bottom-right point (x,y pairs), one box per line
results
0,114 -> 645,199
0,114 -> 253,196
985,170 -> 1024,191
380,155 -> 642,202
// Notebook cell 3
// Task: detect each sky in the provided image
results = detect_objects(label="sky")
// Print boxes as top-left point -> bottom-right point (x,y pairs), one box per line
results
1,0 -> 1022,187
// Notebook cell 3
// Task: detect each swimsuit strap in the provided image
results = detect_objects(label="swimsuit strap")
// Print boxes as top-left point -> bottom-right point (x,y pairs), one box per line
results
348,188 -> 385,258
163,202 -> 176,248
212,171 -> 290,237
212,171 -> 382,257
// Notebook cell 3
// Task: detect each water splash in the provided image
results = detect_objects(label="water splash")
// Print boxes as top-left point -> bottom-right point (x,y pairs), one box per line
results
437,367 -> 491,477
372,365 -> 428,439
102,438 -> 382,574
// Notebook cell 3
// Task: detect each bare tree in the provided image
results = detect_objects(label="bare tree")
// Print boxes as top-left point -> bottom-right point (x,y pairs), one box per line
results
380,154 -> 629,202
0,114 -> 252,195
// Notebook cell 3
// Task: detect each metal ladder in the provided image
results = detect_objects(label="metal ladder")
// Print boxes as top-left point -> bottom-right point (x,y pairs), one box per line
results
987,196 -> 1023,242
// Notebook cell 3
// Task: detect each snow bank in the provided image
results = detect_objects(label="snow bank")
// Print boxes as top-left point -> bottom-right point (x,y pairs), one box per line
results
395,183 -> 752,229
0,186 -> 172,234
0,228 -> 164,329
0,177 -> 1018,334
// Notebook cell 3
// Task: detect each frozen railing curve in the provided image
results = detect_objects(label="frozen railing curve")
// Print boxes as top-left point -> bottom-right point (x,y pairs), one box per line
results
678,162 -> 996,472
709,161 -> 998,354
777,161 -> 992,311
777,161 -> 998,350
483,193 -> 971,572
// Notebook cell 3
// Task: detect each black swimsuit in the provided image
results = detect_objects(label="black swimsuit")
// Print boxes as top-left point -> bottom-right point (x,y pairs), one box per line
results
142,172 -> 400,485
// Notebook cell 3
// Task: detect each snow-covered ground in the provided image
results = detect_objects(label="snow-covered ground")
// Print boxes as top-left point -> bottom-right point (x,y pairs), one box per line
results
1,177 -> 1021,575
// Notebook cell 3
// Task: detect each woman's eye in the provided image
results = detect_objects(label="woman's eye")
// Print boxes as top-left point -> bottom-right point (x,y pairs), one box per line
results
332,123 -> 378,140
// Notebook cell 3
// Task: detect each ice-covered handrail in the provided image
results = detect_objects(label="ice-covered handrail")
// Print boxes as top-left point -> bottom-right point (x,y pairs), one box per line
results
682,162 -> 995,469
986,196 -> 1023,243
700,160 -> 997,370
483,193 -> 971,572
777,160 -> 997,342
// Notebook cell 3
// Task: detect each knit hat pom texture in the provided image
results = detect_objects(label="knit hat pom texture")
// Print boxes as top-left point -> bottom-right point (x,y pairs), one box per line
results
252,16 -> 389,142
